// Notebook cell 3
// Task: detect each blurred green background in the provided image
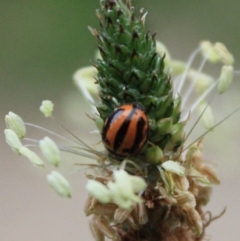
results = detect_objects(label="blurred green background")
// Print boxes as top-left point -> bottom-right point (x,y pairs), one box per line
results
1,1 -> 240,240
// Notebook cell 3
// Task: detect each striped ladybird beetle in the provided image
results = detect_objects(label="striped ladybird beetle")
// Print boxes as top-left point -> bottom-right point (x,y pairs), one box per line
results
102,103 -> 149,159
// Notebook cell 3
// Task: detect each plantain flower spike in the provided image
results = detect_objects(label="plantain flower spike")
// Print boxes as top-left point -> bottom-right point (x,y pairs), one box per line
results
80,1 -> 231,240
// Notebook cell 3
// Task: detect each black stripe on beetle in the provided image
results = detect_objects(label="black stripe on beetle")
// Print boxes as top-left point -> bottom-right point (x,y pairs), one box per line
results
102,104 -> 149,159
122,115 -> 147,155
113,107 -> 136,151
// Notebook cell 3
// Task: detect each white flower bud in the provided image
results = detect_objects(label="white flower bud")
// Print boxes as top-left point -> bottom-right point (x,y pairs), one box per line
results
39,100 -> 54,117
170,60 -> 186,75
39,137 -> 61,167
213,42 -> 234,65
107,181 -> 133,210
74,67 -> 98,96
162,160 -> 185,176
127,175 -> 147,194
107,170 -> 146,209
217,65 -> 234,94
73,66 -> 98,114
200,41 -> 220,63
200,41 -> 234,65
4,129 -> 23,153
113,169 -> 146,194
187,69 -> 214,94
86,180 -> 112,204
198,102 -> 214,129
19,146 -> 44,167
47,171 -> 72,198
5,112 -> 26,139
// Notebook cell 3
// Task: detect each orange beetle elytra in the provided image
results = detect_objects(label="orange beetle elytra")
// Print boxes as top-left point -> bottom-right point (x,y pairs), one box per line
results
102,103 -> 149,159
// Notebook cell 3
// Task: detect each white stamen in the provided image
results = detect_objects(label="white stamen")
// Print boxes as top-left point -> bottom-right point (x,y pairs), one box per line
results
181,57 -> 208,108
58,146 -> 101,159
183,80 -> 218,120
185,93 -> 216,141
184,106 -> 240,151
25,122 -> 94,151
234,71 -> 240,75
177,48 -> 201,94
24,138 -> 39,143
25,123 -> 76,144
